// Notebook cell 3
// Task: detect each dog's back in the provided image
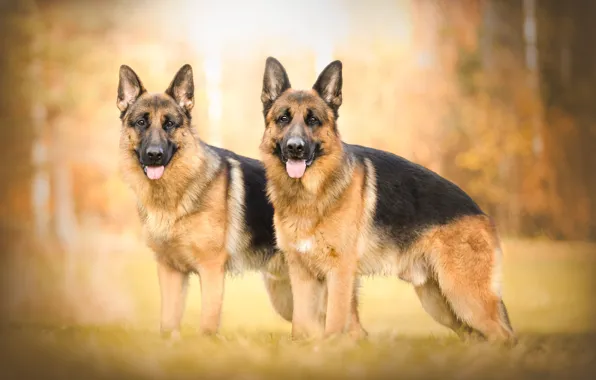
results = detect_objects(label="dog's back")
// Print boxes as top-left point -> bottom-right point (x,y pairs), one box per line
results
346,143 -> 484,250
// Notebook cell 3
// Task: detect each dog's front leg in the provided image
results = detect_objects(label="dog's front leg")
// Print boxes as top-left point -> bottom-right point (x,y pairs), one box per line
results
324,259 -> 357,338
287,252 -> 323,340
197,256 -> 226,335
157,260 -> 189,340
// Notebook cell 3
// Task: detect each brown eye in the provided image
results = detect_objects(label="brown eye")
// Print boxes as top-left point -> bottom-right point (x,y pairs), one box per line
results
164,120 -> 175,130
135,119 -> 146,127
278,115 -> 289,124
307,116 -> 319,126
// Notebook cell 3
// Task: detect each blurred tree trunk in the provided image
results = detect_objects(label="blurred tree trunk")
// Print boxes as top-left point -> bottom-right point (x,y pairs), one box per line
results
203,45 -> 223,148
482,0 -> 525,235
409,0 -> 449,174
6,0 -> 81,257
537,0 -> 596,239
28,0 -> 52,242
0,1 -> 36,237
0,1 -> 40,318
39,2 -> 81,291
25,0 -> 79,255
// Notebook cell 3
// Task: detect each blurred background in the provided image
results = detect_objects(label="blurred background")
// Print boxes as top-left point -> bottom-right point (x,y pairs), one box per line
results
0,0 -> 595,334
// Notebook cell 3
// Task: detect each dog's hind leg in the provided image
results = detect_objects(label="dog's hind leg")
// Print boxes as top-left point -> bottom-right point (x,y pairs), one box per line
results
432,227 -> 516,344
499,299 -> 514,333
263,272 -> 294,322
347,278 -> 368,339
414,277 -> 479,341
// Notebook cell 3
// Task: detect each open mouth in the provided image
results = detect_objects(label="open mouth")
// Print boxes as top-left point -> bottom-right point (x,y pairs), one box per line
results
135,146 -> 177,181
283,153 -> 315,179
276,141 -> 320,180
285,159 -> 306,179
142,165 -> 165,180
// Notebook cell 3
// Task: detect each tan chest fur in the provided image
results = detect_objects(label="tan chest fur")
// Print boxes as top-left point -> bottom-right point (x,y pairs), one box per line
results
272,157 -> 429,284
274,164 -> 368,277
142,171 -> 228,273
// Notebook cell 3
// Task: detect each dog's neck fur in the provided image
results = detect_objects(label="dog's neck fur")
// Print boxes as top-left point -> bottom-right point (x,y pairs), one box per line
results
133,135 -> 224,224
267,143 -> 355,223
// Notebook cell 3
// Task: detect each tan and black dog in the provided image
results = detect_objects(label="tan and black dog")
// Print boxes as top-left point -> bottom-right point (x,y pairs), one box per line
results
117,64 -> 297,338
258,57 -> 516,343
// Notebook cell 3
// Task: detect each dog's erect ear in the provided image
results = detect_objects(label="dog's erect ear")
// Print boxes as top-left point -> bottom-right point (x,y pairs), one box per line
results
312,60 -> 343,111
261,57 -> 291,113
166,64 -> 194,114
117,65 -> 146,113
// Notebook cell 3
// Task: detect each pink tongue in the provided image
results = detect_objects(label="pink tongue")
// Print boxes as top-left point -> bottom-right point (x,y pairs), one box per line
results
286,160 -> 306,179
146,166 -> 165,180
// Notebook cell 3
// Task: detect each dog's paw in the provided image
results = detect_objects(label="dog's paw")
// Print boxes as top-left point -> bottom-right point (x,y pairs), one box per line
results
348,326 -> 369,340
160,329 -> 182,346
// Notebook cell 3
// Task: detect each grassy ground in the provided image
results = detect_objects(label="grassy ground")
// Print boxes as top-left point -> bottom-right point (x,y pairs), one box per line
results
1,239 -> 595,379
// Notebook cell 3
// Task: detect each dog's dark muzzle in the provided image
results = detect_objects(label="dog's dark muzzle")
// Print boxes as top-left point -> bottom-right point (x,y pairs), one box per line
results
281,136 -> 316,164
137,141 -> 177,181
285,136 -> 306,159
143,145 -> 165,165
140,143 -> 175,167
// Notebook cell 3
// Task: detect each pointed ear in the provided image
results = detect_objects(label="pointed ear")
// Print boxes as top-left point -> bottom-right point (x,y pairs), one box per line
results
165,64 -> 194,114
117,65 -> 146,113
312,60 -> 342,110
261,57 -> 291,113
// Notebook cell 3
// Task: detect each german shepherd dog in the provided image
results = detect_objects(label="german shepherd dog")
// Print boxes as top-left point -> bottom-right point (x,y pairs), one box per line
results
117,64 -> 296,338
259,57 -> 516,343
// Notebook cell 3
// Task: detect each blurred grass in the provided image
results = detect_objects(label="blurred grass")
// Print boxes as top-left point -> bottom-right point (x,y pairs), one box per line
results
1,239 -> 596,379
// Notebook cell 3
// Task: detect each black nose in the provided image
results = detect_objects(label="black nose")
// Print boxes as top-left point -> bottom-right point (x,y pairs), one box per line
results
146,146 -> 163,163
286,137 -> 305,156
